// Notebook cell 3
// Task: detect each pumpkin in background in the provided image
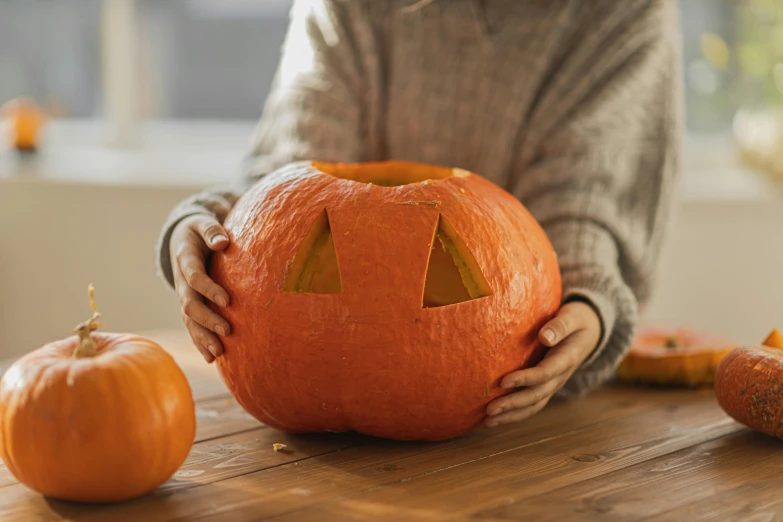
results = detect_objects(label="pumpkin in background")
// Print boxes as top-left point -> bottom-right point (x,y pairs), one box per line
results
0,286 -> 196,503
209,161 -> 562,441
615,327 -> 736,387
715,330 -> 783,439
0,97 -> 46,151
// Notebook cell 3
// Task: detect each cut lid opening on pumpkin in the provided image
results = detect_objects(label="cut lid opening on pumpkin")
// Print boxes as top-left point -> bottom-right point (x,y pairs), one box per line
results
422,214 -> 491,308
283,209 -> 343,295
313,160 -> 461,187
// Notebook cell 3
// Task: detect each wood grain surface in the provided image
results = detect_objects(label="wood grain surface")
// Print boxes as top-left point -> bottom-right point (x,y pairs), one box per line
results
0,330 -> 773,521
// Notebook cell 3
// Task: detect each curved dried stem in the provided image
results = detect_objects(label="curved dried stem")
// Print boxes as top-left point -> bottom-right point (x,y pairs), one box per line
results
72,284 -> 102,359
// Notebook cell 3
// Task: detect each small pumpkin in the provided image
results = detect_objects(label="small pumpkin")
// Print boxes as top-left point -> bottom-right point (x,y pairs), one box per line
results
209,161 -> 562,441
0,97 -> 46,151
615,327 -> 736,387
715,330 -> 783,439
0,286 -> 196,503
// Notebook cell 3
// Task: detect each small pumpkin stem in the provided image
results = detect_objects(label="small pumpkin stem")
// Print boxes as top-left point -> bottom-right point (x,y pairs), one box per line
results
72,284 -> 102,358
664,337 -> 679,349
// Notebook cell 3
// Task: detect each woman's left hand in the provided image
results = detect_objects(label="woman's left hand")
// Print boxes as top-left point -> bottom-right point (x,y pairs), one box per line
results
484,300 -> 602,428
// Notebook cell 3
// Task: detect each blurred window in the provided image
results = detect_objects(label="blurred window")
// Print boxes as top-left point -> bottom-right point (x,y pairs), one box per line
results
0,0 -> 775,134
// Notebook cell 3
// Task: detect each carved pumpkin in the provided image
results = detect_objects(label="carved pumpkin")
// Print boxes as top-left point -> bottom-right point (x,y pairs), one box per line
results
209,161 -> 562,441
715,331 -> 783,439
0,287 -> 196,502
615,327 -> 736,387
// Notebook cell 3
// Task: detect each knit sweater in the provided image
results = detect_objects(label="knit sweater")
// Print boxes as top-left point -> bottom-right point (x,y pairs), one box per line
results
156,0 -> 682,395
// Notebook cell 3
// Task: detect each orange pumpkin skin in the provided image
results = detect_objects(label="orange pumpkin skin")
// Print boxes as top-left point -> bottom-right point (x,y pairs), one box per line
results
210,161 -> 562,441
715,346 -> 783,438
616,328 -> 735,387
0,334 -> 196,503
763,329 -> 783,350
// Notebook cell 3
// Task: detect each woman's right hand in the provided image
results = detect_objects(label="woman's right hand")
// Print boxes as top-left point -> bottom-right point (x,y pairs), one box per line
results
170,214 -> 232,363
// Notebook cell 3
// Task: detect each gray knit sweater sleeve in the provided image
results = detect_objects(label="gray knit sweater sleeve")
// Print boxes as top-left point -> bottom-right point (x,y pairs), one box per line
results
510,2 -> 682,394
156,0 -> 681,395
156,0 -> 366,287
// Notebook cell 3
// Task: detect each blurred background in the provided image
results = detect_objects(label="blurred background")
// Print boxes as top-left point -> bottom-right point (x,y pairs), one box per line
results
0,0 -> 782,358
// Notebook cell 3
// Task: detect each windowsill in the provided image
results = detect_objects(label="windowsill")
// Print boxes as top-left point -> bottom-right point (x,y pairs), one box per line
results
1,119 -> 780,201
0,119 -> 255,189
680,133 -> 781,202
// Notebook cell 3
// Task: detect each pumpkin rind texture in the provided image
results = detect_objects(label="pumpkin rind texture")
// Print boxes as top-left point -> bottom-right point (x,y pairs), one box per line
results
715,345 -> 783,439
616,327 -> 735,387
0,334 -> 196,503
209,161 -> 562,441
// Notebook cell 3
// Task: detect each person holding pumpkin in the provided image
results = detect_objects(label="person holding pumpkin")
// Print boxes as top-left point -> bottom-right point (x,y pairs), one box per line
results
158,0 -> 681,428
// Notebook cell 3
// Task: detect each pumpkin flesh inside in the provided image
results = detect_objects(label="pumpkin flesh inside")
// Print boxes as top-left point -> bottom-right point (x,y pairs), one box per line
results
312,160 -> 457,186
423,214 -> 492,308
283,210 -> 342,294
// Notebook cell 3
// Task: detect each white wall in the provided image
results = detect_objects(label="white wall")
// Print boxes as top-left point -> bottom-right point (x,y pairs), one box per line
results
1,180 -> 191,357
644,200 -> 783,345
2,179 -> 781,360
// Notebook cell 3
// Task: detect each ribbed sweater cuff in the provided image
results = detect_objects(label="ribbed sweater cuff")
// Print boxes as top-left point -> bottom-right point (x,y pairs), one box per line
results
544,220 -> 640,395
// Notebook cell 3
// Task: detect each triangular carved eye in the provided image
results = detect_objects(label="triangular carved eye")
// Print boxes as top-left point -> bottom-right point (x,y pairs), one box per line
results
422,215 -> 492,308
283,210 -> 342,294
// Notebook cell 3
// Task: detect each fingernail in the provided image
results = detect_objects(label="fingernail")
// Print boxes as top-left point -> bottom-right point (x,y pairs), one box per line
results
207,344 -> 218,356
215,325 -> 227,337
485,421 -> 497,428
212,234 -> 228,245
489,408 -> 503,416
215,295 -> 227,308
543,328 -> 556,344
502,381 -> 516,389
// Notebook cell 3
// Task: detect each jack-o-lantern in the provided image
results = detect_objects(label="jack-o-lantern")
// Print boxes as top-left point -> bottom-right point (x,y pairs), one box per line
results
209,161 -> 561,441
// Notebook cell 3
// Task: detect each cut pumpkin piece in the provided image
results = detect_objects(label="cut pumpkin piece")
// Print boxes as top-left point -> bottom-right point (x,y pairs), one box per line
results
763,328 -> 783,350
616,327 -> 737,387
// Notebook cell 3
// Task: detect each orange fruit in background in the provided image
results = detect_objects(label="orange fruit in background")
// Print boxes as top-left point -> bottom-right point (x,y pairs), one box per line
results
1,97 -> 46,150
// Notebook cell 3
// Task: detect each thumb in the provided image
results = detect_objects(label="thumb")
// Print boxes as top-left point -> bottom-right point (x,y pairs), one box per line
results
539,307 -> 578,347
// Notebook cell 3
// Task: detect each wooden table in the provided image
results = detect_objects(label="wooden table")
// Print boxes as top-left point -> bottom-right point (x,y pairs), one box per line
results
0,330 -> 779,521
